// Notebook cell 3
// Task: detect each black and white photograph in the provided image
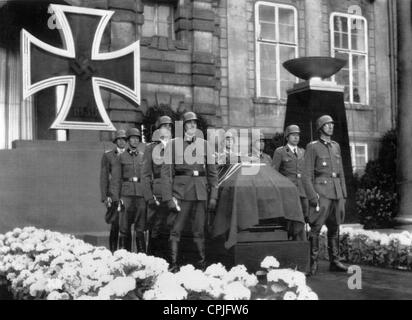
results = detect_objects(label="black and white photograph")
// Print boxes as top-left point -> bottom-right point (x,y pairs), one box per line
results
0,0 -> 411,306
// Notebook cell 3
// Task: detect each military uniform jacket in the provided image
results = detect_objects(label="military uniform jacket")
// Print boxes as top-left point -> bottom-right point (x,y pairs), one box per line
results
141,141 -> 166,201
161,137 -> 218,201
99,148 -> 122,202
110,144 -> 147,201
303,139 -> 347,200
272,145 -> 307,198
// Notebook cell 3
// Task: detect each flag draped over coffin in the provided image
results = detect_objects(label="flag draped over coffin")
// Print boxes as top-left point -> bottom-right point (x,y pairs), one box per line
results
212,163 -> 304,249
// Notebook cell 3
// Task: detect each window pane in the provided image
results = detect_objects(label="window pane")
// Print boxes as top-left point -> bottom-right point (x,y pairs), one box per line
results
351,18 -> 366,51
352,54 -> 367,104
279,24 -> 295,43
259,43 -> 277,97
261,80 -> 277,97
259,5 -> 276,23
355,145 -> 366,155
279,45 -> 296,97
158,22 -> 169,37
260,22 -> 276,41
142,20 -> 155,37
333,16 -> 349,49
158,5 -> 170,23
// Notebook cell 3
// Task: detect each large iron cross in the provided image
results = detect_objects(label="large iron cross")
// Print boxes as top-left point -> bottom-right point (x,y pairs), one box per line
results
21,4 -> 140,131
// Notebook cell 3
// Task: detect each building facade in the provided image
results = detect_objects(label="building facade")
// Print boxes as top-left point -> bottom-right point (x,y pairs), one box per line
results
0,0 -> 398,233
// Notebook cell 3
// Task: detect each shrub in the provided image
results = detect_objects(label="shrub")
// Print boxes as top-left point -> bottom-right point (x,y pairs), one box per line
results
355,129 -> 398,229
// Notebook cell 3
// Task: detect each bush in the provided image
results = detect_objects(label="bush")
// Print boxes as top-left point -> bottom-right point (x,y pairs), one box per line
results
355,129 -> 398,229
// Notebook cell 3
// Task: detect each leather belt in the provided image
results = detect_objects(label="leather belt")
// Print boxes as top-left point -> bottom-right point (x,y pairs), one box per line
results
123,177 -> 140,182
175,169 -> 205,177
315,172 -> 340,178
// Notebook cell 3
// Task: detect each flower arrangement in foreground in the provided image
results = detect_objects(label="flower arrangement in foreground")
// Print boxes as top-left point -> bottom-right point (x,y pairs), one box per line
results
319,226 -> 412,271
0,227 -> 318,300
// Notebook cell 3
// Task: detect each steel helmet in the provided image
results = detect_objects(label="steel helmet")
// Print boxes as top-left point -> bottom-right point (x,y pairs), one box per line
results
126,127 -> 141,139
316,115 -> 335,131
113,129 -> 127,143
157,115 -> 173,128
182,111 -> 198,123
284,125 -> 301,137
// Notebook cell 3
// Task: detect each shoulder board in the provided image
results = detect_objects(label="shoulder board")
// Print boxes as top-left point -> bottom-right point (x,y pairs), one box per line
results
309,141 -> 319,145
104,150 -> 111,153
331,140 -> 338,144
275,146 -> 284,152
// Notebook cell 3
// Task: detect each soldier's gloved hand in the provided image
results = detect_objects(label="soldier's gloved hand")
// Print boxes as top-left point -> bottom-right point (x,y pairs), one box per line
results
304,215 -> 310,224
167,199 -> 178,213
104,197 -> 112,208
208,198 -> 217,212
308,197 -> 318,207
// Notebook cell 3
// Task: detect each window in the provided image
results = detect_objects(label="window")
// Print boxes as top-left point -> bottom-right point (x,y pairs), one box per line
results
350,142 -> 368,172
142,2 -> 175,39
255,2 -> 298,99
331,13 -> 368,104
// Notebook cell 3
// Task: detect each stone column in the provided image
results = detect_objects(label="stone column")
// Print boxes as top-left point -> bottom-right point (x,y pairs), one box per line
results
191,0 -> 221,127
395,0 -> 412,228
304,0 -> 322,56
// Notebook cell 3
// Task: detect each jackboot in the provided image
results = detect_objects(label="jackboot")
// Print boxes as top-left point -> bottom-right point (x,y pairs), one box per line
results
147,237 -> 160,257
109,225 -> 119,253
328,236 -> 348,272
168,240 -> 179,273
136,231 -> 146,253
307,235 -> 319,277
194,240 -> 207,271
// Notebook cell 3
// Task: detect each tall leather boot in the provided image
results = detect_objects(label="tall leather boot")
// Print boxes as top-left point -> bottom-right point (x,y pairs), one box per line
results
168,240 -> 179,273
136,231 -> 146,253
109,224 -> 119,253
194,240 -> 207,271
307,235 -> 319,277
328,236 -> 348,272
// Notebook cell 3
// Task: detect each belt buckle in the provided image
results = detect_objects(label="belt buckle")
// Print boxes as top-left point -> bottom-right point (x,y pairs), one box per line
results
132,177 -> 138,182
193,170 -> 199,177
332,172 -> 337,178
297,173 -> 302,178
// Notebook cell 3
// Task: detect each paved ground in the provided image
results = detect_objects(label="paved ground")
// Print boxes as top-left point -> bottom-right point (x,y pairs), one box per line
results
307,261 -> 412,300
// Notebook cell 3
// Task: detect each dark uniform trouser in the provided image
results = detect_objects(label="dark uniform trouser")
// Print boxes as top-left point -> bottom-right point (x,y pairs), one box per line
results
308,197 -> 345,265
120,196 -> 147,236
169,200 -> 206,244
147,201 -> 168,239
287,197 -> 308,241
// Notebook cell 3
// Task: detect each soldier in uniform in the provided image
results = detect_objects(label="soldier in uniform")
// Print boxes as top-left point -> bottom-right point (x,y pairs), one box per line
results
304,115 -> 348,276
250,133 -> 272,165
99,129 -> 127,252
161,111 -> 218,272
272,125 -> 307,241
110,128 -> 147,252
142,116 -> 173,257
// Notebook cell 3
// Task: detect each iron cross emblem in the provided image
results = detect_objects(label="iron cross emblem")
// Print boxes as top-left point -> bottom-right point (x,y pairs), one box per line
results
21,4 -> 140,131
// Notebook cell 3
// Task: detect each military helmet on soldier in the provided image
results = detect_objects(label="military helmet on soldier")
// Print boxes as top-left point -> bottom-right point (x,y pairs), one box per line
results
316,115 -> 335,131
113,129 -> 127,143
157,115 -> 173,129
126,127 -> 141,139
182,111 -> 198,123
284,125 -> 301,137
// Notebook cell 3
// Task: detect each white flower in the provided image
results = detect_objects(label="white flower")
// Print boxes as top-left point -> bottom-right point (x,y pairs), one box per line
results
47,291 -> 69,300
283,291 -> 297,300
102,277 -> 136,298
260,256 -> 280,270
267,269 -> 306,289
46,278 -> 64,292
205,263 -> 227,278
223,281 -> 251,300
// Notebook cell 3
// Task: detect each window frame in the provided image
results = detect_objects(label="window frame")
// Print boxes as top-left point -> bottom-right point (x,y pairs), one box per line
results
142,2 -> 175,39
330,12 -> 369,105
255,1 -> 298,99
350,142 -> 368,172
